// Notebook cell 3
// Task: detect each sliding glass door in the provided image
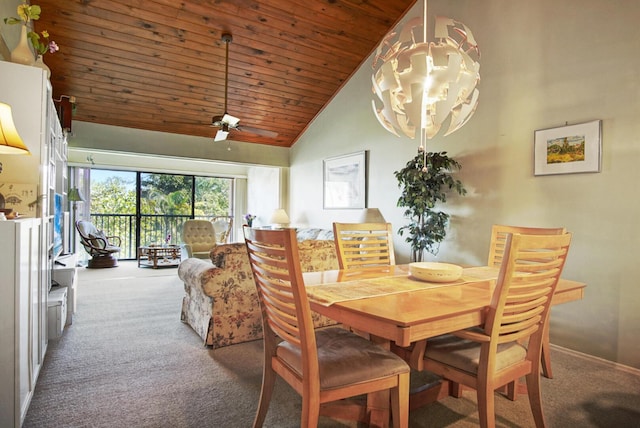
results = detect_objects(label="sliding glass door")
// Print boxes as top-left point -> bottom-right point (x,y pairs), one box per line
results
86,169 -> 233,259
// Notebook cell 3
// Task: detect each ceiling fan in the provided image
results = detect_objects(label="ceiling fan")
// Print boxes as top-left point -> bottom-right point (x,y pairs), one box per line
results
212,33 -> 278,142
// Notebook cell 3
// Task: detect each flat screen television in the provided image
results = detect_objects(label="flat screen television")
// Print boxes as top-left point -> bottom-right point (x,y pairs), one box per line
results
53,193 -> 64,260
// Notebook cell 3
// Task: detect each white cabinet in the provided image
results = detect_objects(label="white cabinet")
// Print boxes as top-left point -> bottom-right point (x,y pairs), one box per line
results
47,287 -> 67,340
0,218 -> 42,428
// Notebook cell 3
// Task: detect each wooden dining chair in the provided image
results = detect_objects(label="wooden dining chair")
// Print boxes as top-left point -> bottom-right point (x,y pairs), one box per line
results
488,225 -> 566,269
333,222 -> 396,270
487,224 -> 566,379
423,232 -> 572,428
244,227 -> 410,428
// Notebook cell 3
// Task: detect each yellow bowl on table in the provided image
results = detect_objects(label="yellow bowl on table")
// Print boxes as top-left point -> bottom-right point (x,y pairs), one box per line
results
409,262 -> 463,283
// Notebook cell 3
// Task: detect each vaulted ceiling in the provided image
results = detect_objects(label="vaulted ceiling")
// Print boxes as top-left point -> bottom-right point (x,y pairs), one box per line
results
33,0 -> 416,148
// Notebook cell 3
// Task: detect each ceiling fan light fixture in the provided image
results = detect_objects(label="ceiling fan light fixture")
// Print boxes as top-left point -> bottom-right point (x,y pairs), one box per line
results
215,129 -> 229,142
222,113 -> 240,127
209,32 -> 278,142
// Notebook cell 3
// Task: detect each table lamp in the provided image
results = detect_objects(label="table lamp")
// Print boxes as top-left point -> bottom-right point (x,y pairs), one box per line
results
68,188 -> 85,253
269,208 -> 290,229
0,102 -> 30,155
359,208 -> 386,223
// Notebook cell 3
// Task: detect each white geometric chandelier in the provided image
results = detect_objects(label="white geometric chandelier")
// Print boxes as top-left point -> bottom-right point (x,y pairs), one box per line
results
372,0 -> 480,146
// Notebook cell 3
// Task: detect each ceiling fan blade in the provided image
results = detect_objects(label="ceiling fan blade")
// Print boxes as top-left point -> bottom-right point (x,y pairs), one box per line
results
214,129 -> 229,141
236,126 -> 278,138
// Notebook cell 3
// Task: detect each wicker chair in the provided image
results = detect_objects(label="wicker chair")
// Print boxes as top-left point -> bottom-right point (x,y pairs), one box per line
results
76,220 -> 121,268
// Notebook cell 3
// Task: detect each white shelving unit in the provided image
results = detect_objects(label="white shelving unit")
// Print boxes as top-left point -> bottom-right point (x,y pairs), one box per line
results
0,61 -> 66,427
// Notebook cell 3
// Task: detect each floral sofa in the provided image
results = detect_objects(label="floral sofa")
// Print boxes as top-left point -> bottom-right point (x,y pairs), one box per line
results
178,228 -> 339,348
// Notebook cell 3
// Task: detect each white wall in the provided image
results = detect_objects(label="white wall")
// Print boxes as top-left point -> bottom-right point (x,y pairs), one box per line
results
290,0 -> 640,369
70,121 -> 290,168
0,0 -> 22,60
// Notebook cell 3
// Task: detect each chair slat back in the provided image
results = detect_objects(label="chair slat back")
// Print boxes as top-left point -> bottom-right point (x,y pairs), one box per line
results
333,222 -> 396,270
244,227 -> 317,366
487,225 -> 566,268
486,233 -> 572,349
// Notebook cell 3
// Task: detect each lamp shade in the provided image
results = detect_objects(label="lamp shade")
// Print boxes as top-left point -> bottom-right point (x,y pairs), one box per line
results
359,208 -> 386,223
68,187 -> 85,202
372,3 -> 480,141
0,102 -> 30,155
269,208 -> 290,226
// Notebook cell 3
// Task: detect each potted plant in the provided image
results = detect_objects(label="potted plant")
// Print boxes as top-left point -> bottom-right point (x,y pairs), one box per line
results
394,148 -> 466,262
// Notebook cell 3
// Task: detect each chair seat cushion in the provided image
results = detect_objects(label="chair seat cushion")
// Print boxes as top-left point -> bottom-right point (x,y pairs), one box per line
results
88,231 -> 107,249
277,327 -> 409,390
424,331 -> 527,375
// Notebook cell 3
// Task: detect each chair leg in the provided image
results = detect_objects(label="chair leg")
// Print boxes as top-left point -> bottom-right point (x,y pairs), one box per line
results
477,383 -> 496,428
506,380 -> 517,401
253,365 -> 276,428
391,372 -> 410,428
450,381 -> 463,398
541,342 -> 553,379
525,371 -> 547,428
301,395 -> 320,428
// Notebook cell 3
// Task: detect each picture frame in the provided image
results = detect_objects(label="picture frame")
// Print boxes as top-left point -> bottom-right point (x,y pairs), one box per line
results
323,151 -> 367,209
534,120 -> 602,176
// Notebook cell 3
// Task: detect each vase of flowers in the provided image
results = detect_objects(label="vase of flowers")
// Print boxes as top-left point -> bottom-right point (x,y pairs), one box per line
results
244,213 -> 256,227
4,2 -> 58,73
29,30 -> 58,78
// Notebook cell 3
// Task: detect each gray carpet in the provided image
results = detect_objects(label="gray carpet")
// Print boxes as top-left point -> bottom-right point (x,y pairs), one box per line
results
23,261 -> 640,428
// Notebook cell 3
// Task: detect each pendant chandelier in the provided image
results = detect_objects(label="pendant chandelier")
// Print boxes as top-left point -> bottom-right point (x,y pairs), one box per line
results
372,0 -> 480,149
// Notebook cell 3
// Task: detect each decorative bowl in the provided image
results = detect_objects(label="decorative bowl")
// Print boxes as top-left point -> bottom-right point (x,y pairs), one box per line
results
0,208 -> 13,215
409,262 -> 463,283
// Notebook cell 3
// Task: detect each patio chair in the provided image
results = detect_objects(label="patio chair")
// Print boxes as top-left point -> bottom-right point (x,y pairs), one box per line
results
76,220 -> 121,268
211,216 -> 233,243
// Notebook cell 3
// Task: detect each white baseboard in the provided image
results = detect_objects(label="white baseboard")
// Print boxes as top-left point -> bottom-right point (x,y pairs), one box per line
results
550,343 -> 640,376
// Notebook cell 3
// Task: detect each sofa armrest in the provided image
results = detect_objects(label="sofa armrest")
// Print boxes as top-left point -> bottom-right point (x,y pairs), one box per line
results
178,257 -> 216,292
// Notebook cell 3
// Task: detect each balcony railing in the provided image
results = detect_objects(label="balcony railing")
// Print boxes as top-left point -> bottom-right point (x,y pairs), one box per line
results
90,214 -> 227,259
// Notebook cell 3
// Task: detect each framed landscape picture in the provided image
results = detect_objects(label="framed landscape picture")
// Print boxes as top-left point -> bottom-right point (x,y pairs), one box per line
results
323,151 -> 367,209
534,120 -> 602,176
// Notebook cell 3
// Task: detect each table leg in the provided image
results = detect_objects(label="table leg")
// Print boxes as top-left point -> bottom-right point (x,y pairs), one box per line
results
367,336 -> 392,428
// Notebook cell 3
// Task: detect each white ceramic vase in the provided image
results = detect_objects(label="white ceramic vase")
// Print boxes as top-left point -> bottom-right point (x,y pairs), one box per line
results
11,25 -> 35,66
34,55 -> 51,79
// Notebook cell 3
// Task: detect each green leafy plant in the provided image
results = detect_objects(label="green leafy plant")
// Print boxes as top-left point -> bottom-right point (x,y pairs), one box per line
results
394,148 -> 467,261
3,3 -> 41,25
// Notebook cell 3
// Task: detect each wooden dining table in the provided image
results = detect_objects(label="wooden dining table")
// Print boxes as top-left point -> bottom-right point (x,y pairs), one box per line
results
303,264 -> 586,427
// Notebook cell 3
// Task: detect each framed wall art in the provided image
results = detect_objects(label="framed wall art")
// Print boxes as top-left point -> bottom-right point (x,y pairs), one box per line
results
323,151 -> 367,209
534,120 -> 602,176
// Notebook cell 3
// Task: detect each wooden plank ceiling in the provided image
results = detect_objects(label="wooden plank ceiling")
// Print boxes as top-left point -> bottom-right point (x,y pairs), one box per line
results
33,0 -> 416,148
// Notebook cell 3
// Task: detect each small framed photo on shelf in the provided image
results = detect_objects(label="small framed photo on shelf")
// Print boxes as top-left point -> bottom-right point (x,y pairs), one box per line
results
323,151 -> 367,209
534,120 -> 602,176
